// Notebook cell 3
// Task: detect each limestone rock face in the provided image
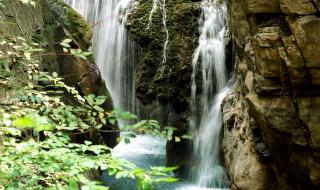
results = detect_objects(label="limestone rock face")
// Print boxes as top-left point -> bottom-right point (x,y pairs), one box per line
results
0,0 -> 119,148
224,0 -> 320,189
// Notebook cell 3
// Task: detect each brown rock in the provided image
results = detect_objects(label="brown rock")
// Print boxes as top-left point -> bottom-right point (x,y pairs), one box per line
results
246,93 -> 308,146
253,27 -> 283,78
287,16 -> 320,68
309,69 -> 320,85
222,94 -> 276,190
228,0 -> 252,47
245,71 -> 254,91
297,97 -> 320,149
244,0 -> 280,14
313,0 -> 320,10
280,35 -> 307,85
256,32 -> 281,48
227,0 -> 320,188
255,47 -> 282,78
280,0 -> 317,15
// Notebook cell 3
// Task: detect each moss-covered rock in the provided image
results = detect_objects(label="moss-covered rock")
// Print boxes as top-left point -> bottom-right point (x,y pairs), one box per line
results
127,0 -> 200,174
43,0 -> 119,148
128,0 -> 200,107
46,0 -> 92,50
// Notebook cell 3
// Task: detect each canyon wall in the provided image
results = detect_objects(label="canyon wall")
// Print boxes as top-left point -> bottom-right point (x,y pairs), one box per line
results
223,0 -> 320,189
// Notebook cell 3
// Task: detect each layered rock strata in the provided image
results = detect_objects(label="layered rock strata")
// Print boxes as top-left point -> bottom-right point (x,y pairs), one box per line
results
223,0 -> 320,189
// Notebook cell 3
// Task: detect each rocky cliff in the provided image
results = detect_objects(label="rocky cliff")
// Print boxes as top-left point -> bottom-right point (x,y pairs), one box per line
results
223,0 -> 320,189
0,0 -> 118,147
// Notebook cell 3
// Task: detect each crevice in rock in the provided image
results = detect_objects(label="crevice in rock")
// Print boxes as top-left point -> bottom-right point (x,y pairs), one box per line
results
311,0 -> 320,17
277,37 -> 313,150
291,36 -> 313,95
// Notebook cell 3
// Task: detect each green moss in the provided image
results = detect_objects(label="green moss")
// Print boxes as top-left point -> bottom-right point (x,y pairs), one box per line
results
128,0 -> 200,106
46,0 -> 92,50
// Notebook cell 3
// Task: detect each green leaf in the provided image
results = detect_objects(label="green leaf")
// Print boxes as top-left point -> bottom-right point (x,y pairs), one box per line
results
115,171 -> 129,179
85,94 -> 95,106
137,179 -> 153,190
12,116 -> 34,128
155,177 -> 178,183
124,137 -> 130,144
95,98 -> 106,106
100,118 -> 107,125
93,106 -> 104,112
151,166 -> 179,172
63,38 -> 72,43
24,52 -> 31,60
181,134 -> 192,139
83,160 -> 95,168
5,127 -> 21,136
60,38 -> 72,48
34,124 -> 54,132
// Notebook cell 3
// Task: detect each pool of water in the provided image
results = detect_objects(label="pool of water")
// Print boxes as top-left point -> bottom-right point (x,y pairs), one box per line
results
101,135 -> 228,190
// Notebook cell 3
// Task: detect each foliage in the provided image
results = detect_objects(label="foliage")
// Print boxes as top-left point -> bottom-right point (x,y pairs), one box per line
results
0,37 -> 181,190
60,38 -> 92,60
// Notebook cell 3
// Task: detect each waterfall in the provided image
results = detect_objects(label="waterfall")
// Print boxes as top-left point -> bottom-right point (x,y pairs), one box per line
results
160,0 -> 169,65
190,0 -> 230,188
64,0 -> 144,120
64,0 -> 230,189
146,0 -> 169,65
146,0 -> 160,30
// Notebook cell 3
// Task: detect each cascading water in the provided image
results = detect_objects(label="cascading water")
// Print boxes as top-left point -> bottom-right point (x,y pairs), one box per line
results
63,1 -> 183,190
146,0 -> 169,65
190,0 -> 230,188
146,0 -> 160,30
65,0 -> 230,189
160,0 -> 169,65
64,0 -> 143,120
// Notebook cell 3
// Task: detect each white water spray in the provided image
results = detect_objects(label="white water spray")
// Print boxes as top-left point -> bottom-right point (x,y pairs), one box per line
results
160,0 -> 169,65
64,0 -> 145,121
190,0 -> 229,188
146,0 -> 169,65
146,0 -> 160,30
